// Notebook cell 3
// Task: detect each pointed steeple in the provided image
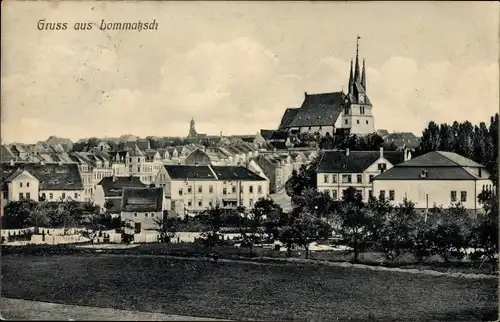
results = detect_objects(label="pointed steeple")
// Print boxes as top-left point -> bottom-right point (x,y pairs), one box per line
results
361,58 -> 366,91
348,58 -> 354,94
354,35 -> 361,82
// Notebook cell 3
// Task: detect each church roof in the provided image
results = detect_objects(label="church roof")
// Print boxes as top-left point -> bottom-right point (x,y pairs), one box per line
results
287,92 -> 345,128
278,108 -> 300,129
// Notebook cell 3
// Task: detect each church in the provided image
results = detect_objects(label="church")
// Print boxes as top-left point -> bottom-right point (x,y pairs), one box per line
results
278,37 -> 375,136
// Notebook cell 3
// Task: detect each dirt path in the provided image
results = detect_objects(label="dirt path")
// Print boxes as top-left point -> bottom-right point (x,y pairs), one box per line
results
1,298 -> 232,321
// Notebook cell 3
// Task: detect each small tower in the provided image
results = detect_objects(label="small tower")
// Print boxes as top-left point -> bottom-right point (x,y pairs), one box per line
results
188,117 -> 197,138
342,36 -> 375,135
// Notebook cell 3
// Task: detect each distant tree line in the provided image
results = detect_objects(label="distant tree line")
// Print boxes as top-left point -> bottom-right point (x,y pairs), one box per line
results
415,113 -> 498,186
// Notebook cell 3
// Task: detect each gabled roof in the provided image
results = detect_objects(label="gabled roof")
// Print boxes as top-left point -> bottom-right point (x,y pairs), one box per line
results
278,108 -> 300,129
210,166 -> 267,181
287,92 -> 345,128
270,131 -> 289,141
121,187 -> 163,213
185,149 -> 212,166
97,176 -> 146,197
1,145 -> 16,162
164,165 -> 216,180
260,130 -> 275,140
0,163 -> 83,190
373,151 -> 484,181
136,139 -> 150,150
399,151 -> 483,168
317,150 -> 405,173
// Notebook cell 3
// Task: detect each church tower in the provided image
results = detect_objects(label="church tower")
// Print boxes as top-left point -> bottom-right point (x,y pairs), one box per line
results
188,117 -> 198,138
342,36 -> 375,135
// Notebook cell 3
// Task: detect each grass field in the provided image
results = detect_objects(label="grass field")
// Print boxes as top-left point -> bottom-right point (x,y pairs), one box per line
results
1,253 -> 497,321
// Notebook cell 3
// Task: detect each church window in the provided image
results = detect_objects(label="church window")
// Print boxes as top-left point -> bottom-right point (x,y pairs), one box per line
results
344,107 -> 349,115
360,106 -> 365,114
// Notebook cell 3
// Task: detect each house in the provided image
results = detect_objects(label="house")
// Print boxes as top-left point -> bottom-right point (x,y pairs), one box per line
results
155,164 -> 269,216
278,38 -> 374,136
0,162 -> 84,203
383,132 -> 421,150
316,148 -> 409,202
372,151 -> 494,213
94,175 -> 147,213
185,149 -> 212,166
1,146 -> 17,162
121,187 -> 164,232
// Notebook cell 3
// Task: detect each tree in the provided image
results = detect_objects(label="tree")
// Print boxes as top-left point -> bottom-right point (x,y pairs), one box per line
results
284,155 -> 322,198
430,203 -> 473,262
154,215 -> 178,243
376,199 -> 419,262
2,200 -> 38,229
470,190 -> 499,263
241,198 -> 282,254
337,187 -> 370,262
199,204 -> 225,249
288,209 -> 331,259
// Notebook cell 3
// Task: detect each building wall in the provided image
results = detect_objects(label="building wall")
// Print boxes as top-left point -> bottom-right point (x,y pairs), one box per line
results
121,211 -> 163,231
7,172 -> 39,201
39,190 -> 85,202
112,163 -> 129,177
94,185 -> 105,208
341,104 -> 375,135
372,179 -> 492,210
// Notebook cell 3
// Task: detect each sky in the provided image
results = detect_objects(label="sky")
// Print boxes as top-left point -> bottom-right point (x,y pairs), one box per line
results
1,1 -> 499,144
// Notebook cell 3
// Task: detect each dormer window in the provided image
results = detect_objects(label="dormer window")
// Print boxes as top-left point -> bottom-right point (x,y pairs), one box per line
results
420,170 -> 428,178
478,168 -> 482,177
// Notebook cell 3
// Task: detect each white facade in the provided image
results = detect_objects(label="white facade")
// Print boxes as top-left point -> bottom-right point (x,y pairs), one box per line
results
7,171 -> 39,201
121,211 -> 163,231
39,189 -> 85,202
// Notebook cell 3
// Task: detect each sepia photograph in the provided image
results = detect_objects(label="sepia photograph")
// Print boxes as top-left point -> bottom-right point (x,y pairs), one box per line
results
1,1 -> 499,321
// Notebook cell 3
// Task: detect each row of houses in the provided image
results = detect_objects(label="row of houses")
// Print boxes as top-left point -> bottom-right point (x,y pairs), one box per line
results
316,148 -> 494,213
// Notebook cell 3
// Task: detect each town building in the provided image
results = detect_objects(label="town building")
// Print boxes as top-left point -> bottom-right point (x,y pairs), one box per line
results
120,187 -> 164,232
94,175 -> 147,214
316,148 -> 410,202
154,165 -> 269,216
372,151 -> 494,213
0,162 -> 84,203
278,37 -> 375,136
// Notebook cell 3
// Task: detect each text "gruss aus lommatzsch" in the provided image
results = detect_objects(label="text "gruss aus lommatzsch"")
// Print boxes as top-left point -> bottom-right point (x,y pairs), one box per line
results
36,19 -> 159,31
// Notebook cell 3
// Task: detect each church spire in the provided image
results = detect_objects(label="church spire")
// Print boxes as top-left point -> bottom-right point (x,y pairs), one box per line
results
348,58 -> 354,94
354,35 -> 361,81
361,58 -> 366,91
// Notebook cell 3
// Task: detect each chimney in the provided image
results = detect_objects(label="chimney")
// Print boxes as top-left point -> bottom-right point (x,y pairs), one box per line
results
379,147 -> 384,158
304,92 -> 308,98
345,148 -> 350,156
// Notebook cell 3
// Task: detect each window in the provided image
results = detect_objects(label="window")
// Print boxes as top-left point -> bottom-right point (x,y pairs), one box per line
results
369,175 -> 374,183
332,175 -> 337,183
179,188 -> 183,196
19,182 -> 23,188
249,186 -> 254,193
451,191 -> 457,202
209,201 -> 213,207
74,193 -> 78,199
342,174 -> 351,183
332,190 -> 337,200
344,119 -> 348,124
41,193 -> 46,200
379,190 -> 386,200
198,201 -> 202,207
134,213 -> 138,217
137,166 -> 140,172
188,201 -> 192,207
49,193 -> 53,200
324,174 -> 329,183
366,120 -> 369,124
232,186 -> 236,193
129,158 -> 132,163
62,193 -> 66,199
223,188 -> 227,195
198,186 -> 202,193
258,185 -> 262,193
478,168 -> 482,177
27,182 -> 30,187
357,175 -> 362,183
187,186 -> 192,194
344,107 -> 349,115
368,190 -> 373,199
209,185 -> 214,193
378,163 -> 387,171
356,119 -> 360,124
249,199 -> 254,207
19,193 -> 24,200
461,191 -> 467,202
389,190 -> 395,201
360,106 -> 365,115
151,213 -> 155,217
145,213 -> 149,218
